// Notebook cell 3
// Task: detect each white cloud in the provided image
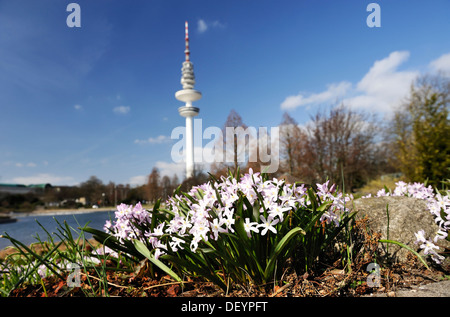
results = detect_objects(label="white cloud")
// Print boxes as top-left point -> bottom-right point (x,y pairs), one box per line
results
134,135 -> 171,145
113,106 -> 130,114
429,53 -> 450,74
157,145 -> 215,180
281,50 -> 420,113
155,161 -> 185,180
197,19 -> 225,33
74,104 -> 83,111
346,51 -> 418,112
281,81 -> 352,110
197,19 -> 208,33
4,161 -> 37,168
171,142 -> 216,164
128,175 -> 147,186
6,173 -> 75,185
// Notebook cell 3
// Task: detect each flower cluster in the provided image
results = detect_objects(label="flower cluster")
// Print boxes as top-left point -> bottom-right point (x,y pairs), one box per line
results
104,202 -> 152,242
368,181 -> 449,264
373,181 -> 435,201
104,169 -> 352,259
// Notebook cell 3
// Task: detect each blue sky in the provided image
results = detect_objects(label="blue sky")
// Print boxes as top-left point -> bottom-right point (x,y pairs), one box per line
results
0,0 -> 449,186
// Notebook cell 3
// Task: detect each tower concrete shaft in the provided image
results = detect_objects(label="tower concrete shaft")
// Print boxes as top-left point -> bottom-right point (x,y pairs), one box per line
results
175,21 -> 201,179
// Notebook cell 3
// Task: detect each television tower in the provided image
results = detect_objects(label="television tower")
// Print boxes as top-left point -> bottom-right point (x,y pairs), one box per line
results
175,21 -> 201,179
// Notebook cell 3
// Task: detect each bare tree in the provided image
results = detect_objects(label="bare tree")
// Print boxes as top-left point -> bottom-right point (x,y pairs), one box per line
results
300,104 -> 380,191
146,167 -> 161,203
246,126 -> 281,176
79,176 -> 105,206
160,175 -> 172,199
278,112 -> 306,177
171,174 -> 180,189
211,109 -> 253,176
179,165 -> 209,192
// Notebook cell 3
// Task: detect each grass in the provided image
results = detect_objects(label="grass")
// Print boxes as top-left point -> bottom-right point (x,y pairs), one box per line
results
353,174 -> 404,197
0,218 -> 135,297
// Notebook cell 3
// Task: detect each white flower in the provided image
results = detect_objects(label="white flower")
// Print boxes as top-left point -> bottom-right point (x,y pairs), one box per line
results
190,235 -> 202,252
222,213 -> 235,233
179,216 -> 193,235
243,218 -> 259,238
431,253 -> 445,264
265,186 -> 279,202
37,264 -> 48,278
190,219 -> 210,241
222,191 -> 239,207
435,194 -> 450,210
433,228 -> 448,242
376,188 -> 388,197
169,237 -> 185,252
258,215 -> 279,236
414,229 -> 427,244
420,240 -> 440,256
152,223 -> 165,236
268,204 -> 291,221
210,218 -> 227,240
393,181 -> 408,196
154,248 -> 166,260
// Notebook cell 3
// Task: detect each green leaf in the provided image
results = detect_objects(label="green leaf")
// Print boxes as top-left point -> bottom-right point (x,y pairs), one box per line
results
232,217 -> 264,277
316,199 -> 334,212
133,239 -> 182,282
263,227 -> 305,281
306,188 -> 319,211
153,198 -> 161,212
1,233 -> 65,293
379,239 -> 430,270
82,227 -> 141,261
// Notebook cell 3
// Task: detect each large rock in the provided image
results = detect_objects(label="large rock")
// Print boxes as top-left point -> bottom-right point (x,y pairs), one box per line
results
365,280 -> 450,297
352,196 -> 446,262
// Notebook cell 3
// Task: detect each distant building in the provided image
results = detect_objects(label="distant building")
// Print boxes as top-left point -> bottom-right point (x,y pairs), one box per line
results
0,183 -> 52,198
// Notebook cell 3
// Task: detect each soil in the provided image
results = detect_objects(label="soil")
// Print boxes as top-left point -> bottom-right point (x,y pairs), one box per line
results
7,256 -> 448,298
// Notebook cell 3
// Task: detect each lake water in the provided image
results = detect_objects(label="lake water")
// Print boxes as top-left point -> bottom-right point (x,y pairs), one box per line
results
0,210 -> 116,250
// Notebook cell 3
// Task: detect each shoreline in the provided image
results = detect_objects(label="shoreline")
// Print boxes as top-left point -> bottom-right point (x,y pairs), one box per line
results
8,207 -> 116,218
0,237 -> 102,260
0,209 -> 113,257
